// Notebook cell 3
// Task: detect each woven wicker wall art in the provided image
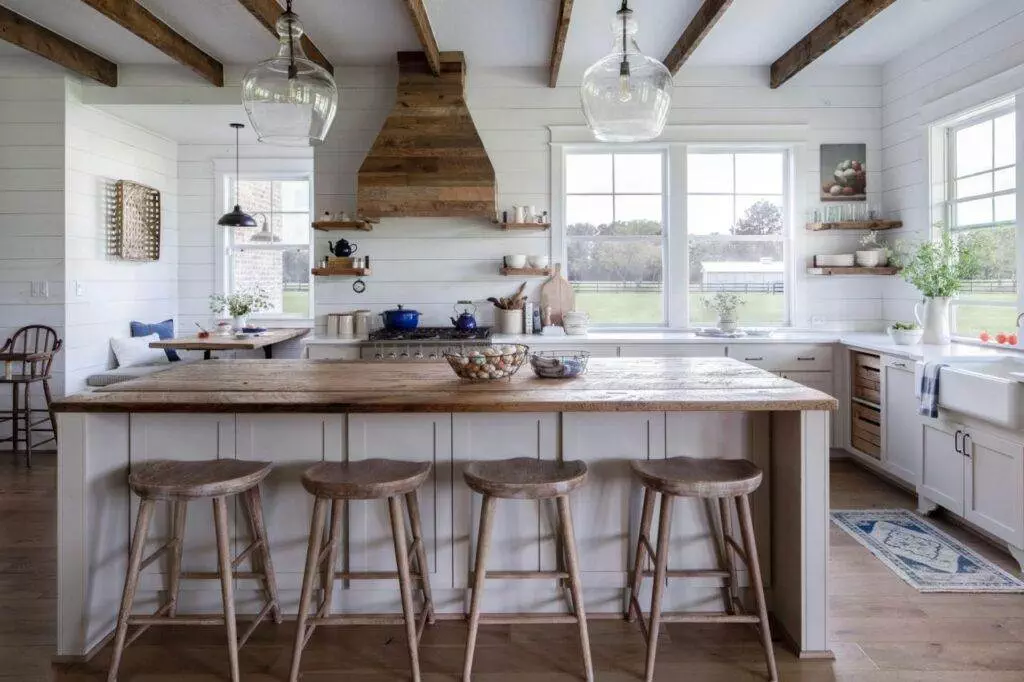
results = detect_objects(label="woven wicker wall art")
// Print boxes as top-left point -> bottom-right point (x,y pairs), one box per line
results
109,180 -> 161,261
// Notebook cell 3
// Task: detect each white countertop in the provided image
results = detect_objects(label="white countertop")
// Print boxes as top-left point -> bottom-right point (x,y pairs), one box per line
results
302,329 -> 1024,362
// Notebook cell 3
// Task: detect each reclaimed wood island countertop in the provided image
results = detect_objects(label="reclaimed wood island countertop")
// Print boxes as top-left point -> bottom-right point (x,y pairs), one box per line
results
53,357 -> 837,413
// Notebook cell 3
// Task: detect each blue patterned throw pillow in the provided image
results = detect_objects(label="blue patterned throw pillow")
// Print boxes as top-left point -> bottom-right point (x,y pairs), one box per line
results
130,319 -> 179,362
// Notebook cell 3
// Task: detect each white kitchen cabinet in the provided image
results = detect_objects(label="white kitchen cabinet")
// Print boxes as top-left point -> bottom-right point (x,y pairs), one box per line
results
305,344 -> 361,360
920,420 -> 965,515
536,343 -> 618,357
346,414 -> 453,594
728,344 -> 832,372
964,428 -> 1024,548
618,343 -> 723,357
881,357 -> 921,486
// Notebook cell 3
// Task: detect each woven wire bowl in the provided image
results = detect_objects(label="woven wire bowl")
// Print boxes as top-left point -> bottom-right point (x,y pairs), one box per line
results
444,344 -> 530,381
529,350 -> 590,378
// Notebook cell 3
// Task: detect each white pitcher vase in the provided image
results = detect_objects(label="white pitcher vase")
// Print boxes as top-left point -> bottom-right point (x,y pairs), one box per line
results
914,297 -> 951,345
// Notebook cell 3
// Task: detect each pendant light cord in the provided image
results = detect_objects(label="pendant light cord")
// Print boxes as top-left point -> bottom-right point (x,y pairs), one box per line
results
234,124 -> 241,207
286,0 -> 297,79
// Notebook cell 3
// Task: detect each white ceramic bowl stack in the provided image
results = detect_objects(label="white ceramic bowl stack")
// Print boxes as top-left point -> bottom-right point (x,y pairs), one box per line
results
814,254 -> 855,267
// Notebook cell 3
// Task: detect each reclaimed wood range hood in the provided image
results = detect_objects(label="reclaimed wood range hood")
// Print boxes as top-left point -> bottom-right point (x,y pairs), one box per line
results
357,51 -> 496,219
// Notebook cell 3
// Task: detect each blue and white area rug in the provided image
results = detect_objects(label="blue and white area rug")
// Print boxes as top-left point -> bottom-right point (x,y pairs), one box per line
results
831,509 -> 1024,592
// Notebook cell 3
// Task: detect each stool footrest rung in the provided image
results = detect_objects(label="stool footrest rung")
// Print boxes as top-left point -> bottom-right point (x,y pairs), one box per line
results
129,614 -> 225,627
658,612 -> 760,624
332,570 -> 425,581
231,539 -> 263,569
477,613 -> 580,625
471,570 -> 570,581
138,539 -> 178,573
314,614 -> 416,626
640,568 -> 730,579
179,571 -> 262,581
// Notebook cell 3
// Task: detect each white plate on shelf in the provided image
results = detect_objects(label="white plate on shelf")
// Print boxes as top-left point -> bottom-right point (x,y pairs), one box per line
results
815,254 -> 855,267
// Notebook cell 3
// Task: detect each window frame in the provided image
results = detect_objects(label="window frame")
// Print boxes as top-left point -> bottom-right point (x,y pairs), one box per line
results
214,159 -> 315,322
940,100 -> 1018,337
562,147 -> 670,328
685,146 -> 792,328
554,142 -> 793,330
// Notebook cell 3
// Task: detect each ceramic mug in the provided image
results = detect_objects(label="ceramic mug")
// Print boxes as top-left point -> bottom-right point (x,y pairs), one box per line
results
505,254 -> 527,268
528,255 -> 550,268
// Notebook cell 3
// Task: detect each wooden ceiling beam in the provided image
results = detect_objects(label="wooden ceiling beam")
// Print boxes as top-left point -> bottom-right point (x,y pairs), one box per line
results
235,0 -> 333,74
402,0 -> 440,76
548,0 -> 573,87
0,4 -> 117,86
663,0 -> 732,76
770,0 -> 897,88
78,0 -> 222,86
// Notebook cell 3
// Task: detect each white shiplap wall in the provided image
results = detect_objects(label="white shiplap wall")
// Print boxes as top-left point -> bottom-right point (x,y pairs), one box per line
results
880,1 -> 1024,322
0,59 -> 67,442
64,92 -> 179,393
313,65 -> 883,330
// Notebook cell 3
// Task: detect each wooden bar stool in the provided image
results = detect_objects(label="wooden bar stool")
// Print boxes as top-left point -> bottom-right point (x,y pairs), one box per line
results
0,325 -> 62,467
289,459 -> 435,682
107,460 -> 281,682
626,456 -> 777,682
463,458 -> 593,682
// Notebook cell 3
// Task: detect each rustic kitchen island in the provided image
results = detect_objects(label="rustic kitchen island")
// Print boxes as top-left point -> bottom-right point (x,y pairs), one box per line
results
53,357 -> 836,660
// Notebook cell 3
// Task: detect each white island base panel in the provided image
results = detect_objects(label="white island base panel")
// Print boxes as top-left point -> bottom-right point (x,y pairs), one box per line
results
57,410 -> 830,659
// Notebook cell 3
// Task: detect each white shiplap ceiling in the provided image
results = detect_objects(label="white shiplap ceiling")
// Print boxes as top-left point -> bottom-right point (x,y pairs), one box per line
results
0,0 -> 1006,74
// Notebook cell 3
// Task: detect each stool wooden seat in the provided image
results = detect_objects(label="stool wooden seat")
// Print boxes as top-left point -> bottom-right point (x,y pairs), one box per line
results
626,456 -> 777,682
630,457 -> 762,497
108,460 -> 280,682
129,459 -> 271,499
463,458 -> 593,681
290,459 -> 435,682
301,458 -> 431,499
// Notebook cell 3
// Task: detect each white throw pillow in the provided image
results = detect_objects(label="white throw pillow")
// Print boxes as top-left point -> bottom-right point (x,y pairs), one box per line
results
110,334 -> 170,368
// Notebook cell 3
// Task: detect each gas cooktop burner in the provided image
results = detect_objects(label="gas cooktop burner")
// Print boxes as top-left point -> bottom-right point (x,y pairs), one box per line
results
367,326 -> 493,342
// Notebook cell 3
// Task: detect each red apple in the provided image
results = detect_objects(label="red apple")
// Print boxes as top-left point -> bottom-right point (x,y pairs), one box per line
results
997,332 -> 1008,344
980,331 -> 991,342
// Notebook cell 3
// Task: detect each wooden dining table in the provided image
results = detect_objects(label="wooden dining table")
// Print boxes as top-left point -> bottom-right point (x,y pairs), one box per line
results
149,327 -> 309,360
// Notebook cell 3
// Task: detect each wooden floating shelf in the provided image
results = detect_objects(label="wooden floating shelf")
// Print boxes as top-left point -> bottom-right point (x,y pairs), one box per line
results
495,222 -> 551,231
806,220 -> 903,231
311,267 -> 371,277
806,266 -> 899,276
500,266 -> 553,276
311,220 -> 375,232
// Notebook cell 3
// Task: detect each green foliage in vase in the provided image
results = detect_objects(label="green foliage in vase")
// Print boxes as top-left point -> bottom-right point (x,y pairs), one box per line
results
890,229 -> 979,299
702,291 -> 744,319
891,321 -> 920,331
209,287 -> 272,317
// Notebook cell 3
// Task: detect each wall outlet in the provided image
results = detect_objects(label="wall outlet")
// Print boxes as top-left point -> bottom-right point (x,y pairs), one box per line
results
810,315 -> 826,327
74,281 -> 85,297
30,281 -> 49,298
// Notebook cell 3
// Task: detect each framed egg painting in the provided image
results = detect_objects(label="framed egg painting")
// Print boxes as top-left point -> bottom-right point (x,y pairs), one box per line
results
820,143 -> 867,201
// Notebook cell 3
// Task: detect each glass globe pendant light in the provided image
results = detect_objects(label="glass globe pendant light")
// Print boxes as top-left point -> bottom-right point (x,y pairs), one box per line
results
580,0 -> 672,142
241,0 -> 338,146
218,123 -> 257,227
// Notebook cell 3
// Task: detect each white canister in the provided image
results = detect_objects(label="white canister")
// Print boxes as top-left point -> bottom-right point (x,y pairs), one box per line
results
497,308 -> 523,335
562,310 -> 590,336
353,309 -> 372,340
337,313 -> 355,339
513,206 -> 527,223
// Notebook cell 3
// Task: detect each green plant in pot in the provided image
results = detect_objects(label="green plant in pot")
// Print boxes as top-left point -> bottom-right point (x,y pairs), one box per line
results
209,287 -> 272,331
702,292 -> 744,332
890,229 -> 978,344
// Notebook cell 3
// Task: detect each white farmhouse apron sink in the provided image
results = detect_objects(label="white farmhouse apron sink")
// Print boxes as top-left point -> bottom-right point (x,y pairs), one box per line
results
915,357 -> 1024,429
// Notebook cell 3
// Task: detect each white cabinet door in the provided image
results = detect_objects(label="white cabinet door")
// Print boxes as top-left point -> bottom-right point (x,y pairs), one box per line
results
781,371 -> 837,447
964,428 -> 1024,548
306,344 -> 361,360
919,421 -> 964,515
882,361 -> 922,486
730,344 -> 832,372
235,415 -> 344,598
534,344 -> 618,357
560,413 -> 664,595
618,343 -> 724,357
347,414 -> 453,592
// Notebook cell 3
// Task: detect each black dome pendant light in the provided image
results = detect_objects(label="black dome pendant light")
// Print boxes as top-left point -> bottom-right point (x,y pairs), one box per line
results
218,123 -> 257,227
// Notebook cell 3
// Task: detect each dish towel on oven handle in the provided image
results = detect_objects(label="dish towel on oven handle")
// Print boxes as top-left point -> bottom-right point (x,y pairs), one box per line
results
918,362 -> 947,418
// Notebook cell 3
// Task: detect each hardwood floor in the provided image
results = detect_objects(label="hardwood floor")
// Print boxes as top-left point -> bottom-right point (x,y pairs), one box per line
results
3,455 -> 1024,680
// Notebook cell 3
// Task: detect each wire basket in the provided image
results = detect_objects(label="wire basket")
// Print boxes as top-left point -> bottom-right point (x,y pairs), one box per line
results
529,350 -> 590,378
444,344 -> 529,381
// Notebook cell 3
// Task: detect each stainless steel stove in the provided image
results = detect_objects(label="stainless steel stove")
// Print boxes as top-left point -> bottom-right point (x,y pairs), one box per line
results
361,326 -> 493,361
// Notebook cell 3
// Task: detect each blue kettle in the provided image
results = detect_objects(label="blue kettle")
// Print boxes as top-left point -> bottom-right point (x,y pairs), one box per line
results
451,301 -> 478,332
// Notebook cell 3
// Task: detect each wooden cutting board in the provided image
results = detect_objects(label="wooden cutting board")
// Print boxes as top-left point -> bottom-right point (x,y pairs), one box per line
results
539,263 -> 575,326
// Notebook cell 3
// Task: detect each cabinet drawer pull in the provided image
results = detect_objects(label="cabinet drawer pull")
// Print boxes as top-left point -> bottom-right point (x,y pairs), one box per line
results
954,429 -> 963,454
744,356 -> 764,362
797,356 -> 816,361
891,361 -> 907,369
963,433 -> 972,458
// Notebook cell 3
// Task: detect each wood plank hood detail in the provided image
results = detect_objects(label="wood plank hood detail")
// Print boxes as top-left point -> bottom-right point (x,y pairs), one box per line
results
357,51 -> 496,219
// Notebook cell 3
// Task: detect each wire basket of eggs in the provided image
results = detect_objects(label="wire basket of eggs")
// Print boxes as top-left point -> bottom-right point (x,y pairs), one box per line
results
444,344 -> 530,381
